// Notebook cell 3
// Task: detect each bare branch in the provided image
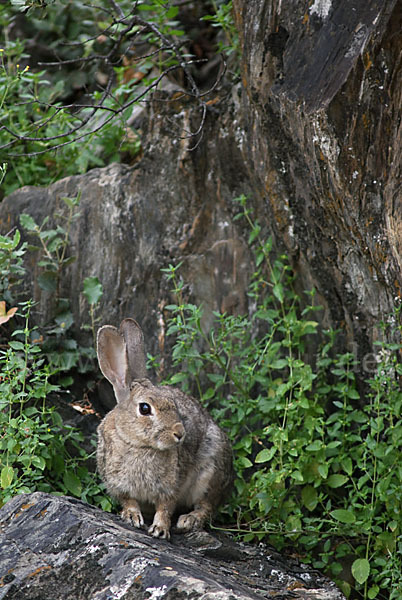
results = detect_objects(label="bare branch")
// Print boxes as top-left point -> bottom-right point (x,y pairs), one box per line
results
108,0 -> 125,20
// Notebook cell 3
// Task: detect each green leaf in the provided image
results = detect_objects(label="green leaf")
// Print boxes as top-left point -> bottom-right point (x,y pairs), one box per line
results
169,372 -> 189,385
248,224 -> 261,244
301,321 -> 318,334
270,358 -> 288,369
327,474 -> 348,488
38,270 -> 58,292
62,256 -> 76,267
32,455 -> 46,470
51,411 -> 63,428
255,448 -> 276,463
12,229 -> 21,247
273,283 -> 284,303
62,195 -> 80,209
63,471 -> 82,497
1,465 -> 14,489
301,485 -> 318,511
305,440 -> 322,451
8,340 -> 25,351
237,456 -> 253,469
100,497 -> 112,512
52,454 -> 65,475
290,470 -> 304,482
54,311 -> 74,330
47,236 -> 63,253
20,213 -> 38,231
286,514 -> 302,534
165,5 -> 179,19
388,520 -> 398,532
352,558 -> 370,585
341,457 -> 353,476
83,276 -> 103,305
330,509 -> 356,524
59,375 -> 74,388
368,585 -> 379,599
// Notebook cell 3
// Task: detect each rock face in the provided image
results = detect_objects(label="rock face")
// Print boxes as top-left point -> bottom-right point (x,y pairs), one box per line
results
232,0 -> 401,356
0,492 -> 344,599
0,0 -> 400,364
0,156 -> 253,362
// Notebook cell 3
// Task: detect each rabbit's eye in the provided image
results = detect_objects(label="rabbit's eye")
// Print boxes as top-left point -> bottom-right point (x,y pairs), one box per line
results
139,402 -> 152,416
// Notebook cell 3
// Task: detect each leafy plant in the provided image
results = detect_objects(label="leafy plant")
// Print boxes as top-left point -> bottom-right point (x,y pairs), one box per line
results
0,194 -> 110,511
202,1 -> 240,59
1,0 -> 230,195
155,195 -> 402,600
0,228 -> 27,304
18,193 -> 102,379
0,37 -> 141,195
82,275 -> 104,347
20,194 -> 81,303
0,300 -> 111,511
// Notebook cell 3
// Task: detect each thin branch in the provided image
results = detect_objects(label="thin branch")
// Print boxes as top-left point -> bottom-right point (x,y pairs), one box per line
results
5,64 -> 188,156
2,2 -> 225,158
0,75 -> 114,147
108,0 -> 125,20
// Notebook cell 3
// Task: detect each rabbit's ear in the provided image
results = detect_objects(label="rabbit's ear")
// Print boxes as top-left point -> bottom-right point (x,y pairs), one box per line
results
119,318 -> 147,381
97,325 -> 130,403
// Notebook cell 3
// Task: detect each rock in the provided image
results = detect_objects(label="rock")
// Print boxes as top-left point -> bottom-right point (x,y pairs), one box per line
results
232,0 -> 401,358
0,154 -> 251,359
0,492 -> 344,599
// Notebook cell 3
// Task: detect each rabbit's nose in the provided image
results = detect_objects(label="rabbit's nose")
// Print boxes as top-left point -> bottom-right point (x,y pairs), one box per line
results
173,423 -> 185,443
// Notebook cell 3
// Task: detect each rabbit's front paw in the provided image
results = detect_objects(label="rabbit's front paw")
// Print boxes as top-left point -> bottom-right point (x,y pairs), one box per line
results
148,523 -> 170,540
121,505 -> 144,529
148,511 -> 171,540
176,511 -> 204,532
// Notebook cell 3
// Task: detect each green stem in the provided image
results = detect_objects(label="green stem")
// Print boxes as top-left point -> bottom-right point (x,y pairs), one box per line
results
20,304 -> 31,416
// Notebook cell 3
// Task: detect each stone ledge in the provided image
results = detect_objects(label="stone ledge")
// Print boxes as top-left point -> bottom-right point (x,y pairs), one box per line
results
0,492 -> 344,600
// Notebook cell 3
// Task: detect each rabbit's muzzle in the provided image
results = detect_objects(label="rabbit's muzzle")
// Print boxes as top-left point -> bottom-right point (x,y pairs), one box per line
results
156,421 -> 186,450
173,422 -> 185,443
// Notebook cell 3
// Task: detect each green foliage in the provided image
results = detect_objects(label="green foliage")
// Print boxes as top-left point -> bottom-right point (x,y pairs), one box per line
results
156,196 -> 402,599
0,36 -> 141,195
19,193 -> 102,378
0,0 -> 240,195
0,229 -> 27,304
0,301 -> 111,511
82,276 -> 104,347
202,1 -> 240,59
0,188 -> 110,512
20,193 -> 81,300
0,0 -> 187,195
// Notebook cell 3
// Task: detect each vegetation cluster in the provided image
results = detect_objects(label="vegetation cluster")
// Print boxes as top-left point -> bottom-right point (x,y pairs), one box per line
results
0,0 -> 238,195
156,197 -> 402,600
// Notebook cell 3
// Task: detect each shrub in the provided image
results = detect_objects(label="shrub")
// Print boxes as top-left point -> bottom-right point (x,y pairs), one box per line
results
0,0 -> 238,195
155,196 -> 402,600
0,36 -> 140,196
0,301 -> 111,511
0,202 -> 110,511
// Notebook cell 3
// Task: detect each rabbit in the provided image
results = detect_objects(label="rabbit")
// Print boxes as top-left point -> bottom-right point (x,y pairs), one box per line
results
96,318 -> 234,540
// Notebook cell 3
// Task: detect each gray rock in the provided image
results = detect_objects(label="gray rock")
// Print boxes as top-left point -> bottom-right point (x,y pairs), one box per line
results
232,0 -> 401,358
0,492 -> 344,600
0,157 -> 251,358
